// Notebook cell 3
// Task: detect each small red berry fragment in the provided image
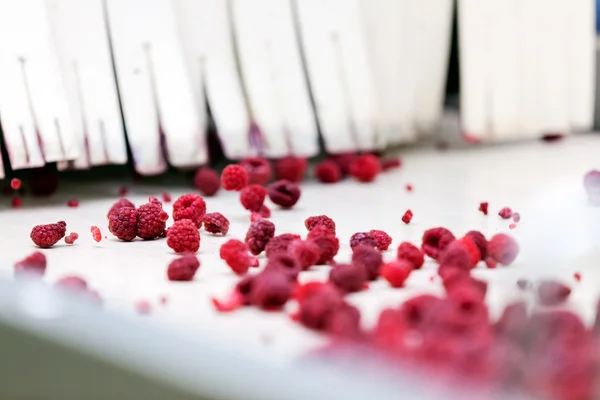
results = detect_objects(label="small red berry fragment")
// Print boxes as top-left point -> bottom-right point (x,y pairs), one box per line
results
172,193 -> 206,228
10,178 -> 21,190
397,242 -> 425,269
221,164 -> 249,191
240,184 -> 267,212
167,219 -> 200,253
380,157 -> 401,171
136,196 -> 169,240
14,251 -> 47,277
167,254 -> 200,281
194,167 -> 220,196
30,221 -> 67,248
265,233 -> 301,258
90,226 -> 102,242
11,196 -> 22,208
369,229 -> 392,251
349,232 -> 377,250
478,202 -> 489,215
380,260 -> 412,288
268,180 -> 301,209
484,257 -> 497,269
251,205 -> 272,222
289,239 -> 320,270
118,186 -> 128,196
304,215 -> 336,234
240,157 -> 272,186
574,272 -> 582,282
512,212 -> 521,222
329,263 -> 367,293
314,160 -> 342,184
245,219 -> 276,255
307,225 -> 339,265
421,227 -> 455,260
352,245 -> 383,280
67,199 -> 79,207
509,223 -> 517,230
537,281 -> 571,306
405,184 -> 413,192
220,239 -> 258,275
107,198 -> 135,218
498,207 -> 513,219
349,154 -> 381,183
108,207 -> 138,241
162,192 -> 171,203
401,209 -> 413,224
135,300 -> 151,314
64,232 -> 79,245
488,233 -> 519,266
274,156 -> 307,183
202,212 -> 230,235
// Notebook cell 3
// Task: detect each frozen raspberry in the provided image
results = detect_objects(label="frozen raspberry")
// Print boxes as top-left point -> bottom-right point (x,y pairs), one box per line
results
465,230 -> 488,259
136,196 -> 169,240
162,192 -> 171,203
55,275 -> 88,291
512,212 -> 521,222
380,157 -> 401,171
250,269 -> 292,310
245,219 -> 275,255
10,178 -> 21,190
438,241 -> 471,271
484,257 -> 497,269
349,154 -> 380,183
211,275 -> 256,312
108,207 -> 138,241
456,235 -> 481,268
14,251 -> 47,277
304,215 -> 336,234
240,184 -> 267,212
202,212 -> 229,235
380,260 -> 412,288
107,198 -> 135,218
167,219 -> 200,253
274,156 -> 307,183
67,199 -> 79,207
289,239 -> 320,270
264,253 -> 302,281
329,153 -> 355,175
220,239 -> 258,275
11,197 -> 22,208
307,225 -> 339,265
167,254 -> 200,281
396,242 -> 424,269
30,221 -> 67,248
172,193 -> 206,228
488,233 -> 519,265
329,263 -> 367,293
194,167 -> 220,196
421,227 -> 455,259
401,209 -> 413,224
221,164 -> 248,191
240,157 -> 272,186
90,226 -> 102,242
298,284 -> 345,331
268,180 -> 301,209
64,232 -> 79,245
351,245 -> 383,280
265,233 -> 301,258
478,202 -> 488,215
498,207 -> 513,219
369,229 -> 392,251
537,281 -> 571,306
350,232 -> 377,250
314,160 -> 342,183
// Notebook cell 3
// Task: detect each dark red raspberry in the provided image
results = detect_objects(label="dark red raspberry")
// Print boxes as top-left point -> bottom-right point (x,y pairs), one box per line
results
264,253 -> 302,281
304,215 -> 336,234
380,260 -> 412,288
298,283 -> 345,331
90,225 -> 102,242
162,192 -> 171,203
30,221 -> 67,248
274,156 -> 307,183
167,219 -> 200,253
498,207 -> 513,219
369,229 -> 392,251
240,184 -> 267,212
202,212 -> 229,235
456,235 -> 481,268
288,239 -> 320,270
67,199 -> 79,207
517,279 -> 532,290
401,209 -> 413,224
438,241 -> 471,271
107,198 -> 135,218
329,263 -> 367,293
537,281 -> 571,306
172,193 -> 206,228
488,233 -> 519,265
28,166 -> 59,197
349,232 -> 377,250
268,180 -> 301,209
265,233 -> 301,258
466,230 -> 488,259
221,164 -> 248,191
307,225 -> 339,265
136,196 -> 169,240
245,219 -> 275,255
167,254 -> 200,281
478,202 -> 488,215
329,153 -> 356,175
240,157 -> 272,186
314,160 -> 342,184
14,251 -> 47,277
351,245 -> 383,280
64,232 -> 79,245
220,240 -> 258,275
421,227 -> 455,259
10,178 -> 21,190
380,157 -> 401,171
397,242 -> 425,269
108,206 -> 138,241
349,154 -> 381,183
194,167 -> 220,196
250,269 -> 292,310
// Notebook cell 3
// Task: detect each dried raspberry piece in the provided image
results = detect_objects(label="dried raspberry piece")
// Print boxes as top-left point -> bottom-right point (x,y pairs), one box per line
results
167,219 -> 200,253
380,157 -> 401,171
380,260 -> 412,288
220,239 -> 258,275
324,302 -> 362,338
349,231 -> 377,251
136,196 -> 169,240
329,263 -> 367,293
221,164 -> 249,191
268,180 -> 301,209
396,242 -> 425,269
10,178 -> 21,190
484,257 -> 497,269
465,230 -> 488,259
329,153 -> 355,176
349,154 -> 381,183
14,251 -> 47,277
509,223 -> 517,230
574,272 -> 582,282
265,233 -> 301,258
172,193 -> 206,228
264,253 -> 302,281
314,160 -> 342,184
11,196 -> 22,208
250,269 -> 292,310
67,199 -> 79,207
488,233 -> 519,265
537,281 -> 571,306
498,207 -> 512,219
421,227 -> 455,260
512,212 -> 521,222
251,205 -> 272,222
245,219 -> 275,255
478,202 -> 488,215
274,156 -> 307,183
456,235 -> 481,268
202,212 -> 229,235
167,254 -> 200,281
240,157 -> 272,186
108,207 -> 138,241
368,229 -> 392,251
298,284 -> 345,331
162,192 -> 171,203
307,225 -> 339,265
438,241 -> 472,271
135,300 -> 151,314
194,167 -> 220,196
64,232 -> 79,245
289,239 -> 320,270
107,198 -> 135,218
240,184 -> 267,212
304,215 -> 336,234
30,221 -> 67,248
351,245 -> 383,280
401,209 -> 413,224
90,226 -> 102,242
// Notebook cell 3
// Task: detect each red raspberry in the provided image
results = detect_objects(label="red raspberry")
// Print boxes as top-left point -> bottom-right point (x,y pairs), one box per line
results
167,219 -> 200,253
456,235 -> 481,268
369,229 -> 392,251
172,193 -> 206,228
380,260 -> 412,288
351,245 -> 383,280
329,153 -> 356,175
268,180 -> 301,209
11,197 -> 22,208
498,207 -> 513,219
466,230 -> 488,259
438,241 -> 471,271
14,251 -> 47,277
10,178 -> 21,190
250,269 -> 292,310
30,221 -> 67,248
220,239 -> 258,275
162,192 -> 171,203
298,284 -> 345,331
304,215 -> 336,234
202,212 -> 229,235
240,157 -> 272,186
274,156 -> 307,183
240,184 -> 267,212
288,239 -> 320,270
167,254 -> 200,281
91,225 -> 102,242
221,164 -> 248,191
245,219 -> 275,255
349,154 -> 381,183
265,233 -> 301,258
478,202 -> 488,215
350,231 -> 377,250
136,196 -> 169,240
512,212 -> 521,222
537,281 -> 571,306
421,227 -> 455,259
401,209 -> 413,224
194,167 -> 220,196
324,303 -> 362,338
488,233 -> 519,265
307,225 -> 339,265
396,242 -> 425,269
380,157 -> 401,171
329,263 -> 367,293
107,198 -> 135,218
314,160 -> 342,183
108,206 -> 138,241
264,253 -> 302,281
64,232 -> 79,245
67,199 -> 79,207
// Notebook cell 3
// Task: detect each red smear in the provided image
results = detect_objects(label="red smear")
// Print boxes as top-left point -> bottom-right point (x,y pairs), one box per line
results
462,132 -> 481,144
10,178 -> 21,190
401,209 -> 413,224
159,295 -> 168,305
512,212 -> 521,222
67,199 -> 79,207
90,226 -> 102,242
380,157 -> 402,171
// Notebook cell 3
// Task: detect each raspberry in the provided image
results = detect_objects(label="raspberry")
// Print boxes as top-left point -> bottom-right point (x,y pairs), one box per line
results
194,167 -> 220,196
28,166 -> 59,197
512,212 -> 521,222
438,241 -> 471,271
162,192 -> 171,203
488,233 -> 519,265
380,157 -> 401,171
314,160 -> 342,183
289,239 -> 320,270
12,197 -> 22,208
220,239 -> 258,275
172,193 -> 206,228
478,202 -> 488,215
456,235 -> 481,268
250,269 -> 292,310
466,230 -> 488,259
574,272 -> 582,282
107,198 -> 135,218
67,199 -> 79,207
307,225 -> 339,265
64,232 -> 79,245
136,196 -> 169,240
30,221 -> 67,248
329,263 -> 367,293
108,207 -> 138,241
350,231 -> 377,251
245,219 -> 275,255
202,212 -> 229,235
369,229 -> 392,251
329,153 -> 355,175
268,180 -> 301,209
264,233 -> 301,258
380,260 -> 412,288
274,156 -> 307,182
240,157 -> 272,186
221,164 -> 248,191
537,281 -> 571,306
298,284 -> 345,331
324,303 -> 362,338
14,251 -> 47,277
484,257 -> 497,269
349,154 -> 380,183
167,219 -> 200,253
396,242 -> 425,269
304,215 -> 336,234
167,254 -> 200,281
264,253 -> 302,281
498,207 -> 513,219
401,209 -> 413,224
421,227 -> 455,259
91,226 -> 102,242
10,178 -> 21,190
351,245 -> 383,280
240,184 -> 267,212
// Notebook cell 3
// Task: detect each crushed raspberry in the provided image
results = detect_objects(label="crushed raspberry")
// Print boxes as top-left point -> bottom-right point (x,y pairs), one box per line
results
90,226 -> 102,242
107,198 -> 135,218
172,193 -> 206,228
289,239 -> 320,270
351,245 -> 383,280
488,233 -> 519,265
307,225 -> 339,265
329,264 -> 367,293
396,242 -> 425,269
380,157 -> 401,171
118,186 -> 128,196
456,236 -> 481,267
380,260 -> 412,288
221,164 -> 248,191
136,196 -> 169,240
405,184 -> 413,192
264,253 -> 302,281
108,206 -> 138,241
240,157 -> 272,186
479,202 -> 489,215
167,219 -> 200,253
509,223 -> 517,229
67,199 -> 79,207
268,180 -> 301,209
135,300 -> 151,314
484,257 -> 497,269
265,233 -> 301,258
162,192 -> 171,203
401,209 -> 413,224
245,219 -> 275,255
202,212 -> 229,235
537,281 -> 571,306
64,232 -> 79,245
369,229 -> 392,251
512,212 -> 521,222
329,153 -> 356,175
14,251 -> 46,277
240,184 -> 267,212
274,156 -> 307,183
350,232 -> 377,250
304,215 -> 336,234
30,221 -> 67,248
167,254 -> 200,281
250,269 -> 292,310
11,196 -> 22,208
498,207 -> 512,219
465,230 -> 488,259
220,239 -> 258,275
574,272 -> 581,282
314,160 -> 342,184
349,154 -> 381,183
194,167 -> 220,196
421,227 -> 455,259
438,241 -> 472,271
10,178 -> 21,190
